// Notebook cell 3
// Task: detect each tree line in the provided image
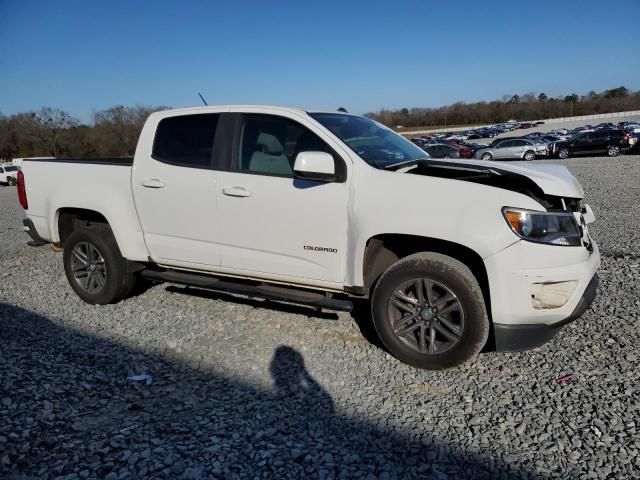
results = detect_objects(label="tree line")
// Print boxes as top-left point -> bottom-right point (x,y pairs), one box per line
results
365,86 -> 639,129
0,105 -> 168,160
1,86 -> 638,160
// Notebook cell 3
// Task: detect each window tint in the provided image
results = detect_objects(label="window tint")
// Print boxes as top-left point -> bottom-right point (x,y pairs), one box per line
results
4,166 -> 18,172
591,132 -> 608,140
443,146 -> 456,155
153,114 -> 219,167
236,114 -> 334,176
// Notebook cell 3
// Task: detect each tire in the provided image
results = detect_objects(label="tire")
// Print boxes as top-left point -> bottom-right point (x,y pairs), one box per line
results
371,252 -> 489,370
558,148 -> 570,159
481,153 -> 493,161
63,225 -> 137,304
607,146 -> 620,157
523,150 -> 535,161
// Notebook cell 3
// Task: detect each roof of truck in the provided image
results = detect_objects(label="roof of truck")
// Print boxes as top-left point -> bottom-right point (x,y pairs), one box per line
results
149,105 -> 356,118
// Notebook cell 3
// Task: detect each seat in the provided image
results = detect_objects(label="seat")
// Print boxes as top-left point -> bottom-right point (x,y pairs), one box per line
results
248,132 -> 292,175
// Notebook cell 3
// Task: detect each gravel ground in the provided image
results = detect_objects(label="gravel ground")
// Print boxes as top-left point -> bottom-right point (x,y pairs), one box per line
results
1,156 -> 639,479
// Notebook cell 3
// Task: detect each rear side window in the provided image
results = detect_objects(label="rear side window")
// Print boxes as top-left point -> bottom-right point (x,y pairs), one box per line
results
153,114 -> 219,168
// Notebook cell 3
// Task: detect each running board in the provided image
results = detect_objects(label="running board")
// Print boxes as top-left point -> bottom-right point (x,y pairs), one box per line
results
140,269 -> 353,312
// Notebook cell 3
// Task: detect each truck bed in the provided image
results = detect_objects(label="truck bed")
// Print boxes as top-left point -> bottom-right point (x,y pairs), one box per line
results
24,157 -> 134,166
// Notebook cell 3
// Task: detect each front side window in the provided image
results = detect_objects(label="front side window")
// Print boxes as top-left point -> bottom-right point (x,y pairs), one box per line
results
153,114 -> 219,168
235,114 -> 335,176
4,166 -> 18,172
309,113 -> 427,169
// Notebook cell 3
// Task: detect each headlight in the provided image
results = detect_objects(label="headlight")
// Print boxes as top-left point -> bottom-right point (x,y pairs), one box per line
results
502,207 -> 581,246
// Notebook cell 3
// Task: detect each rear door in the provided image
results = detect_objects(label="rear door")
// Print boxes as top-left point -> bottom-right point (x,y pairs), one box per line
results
510,139 -> 528,158
590,131 -> 609,152
493,140 -> 513,159
132,112 -> 224,268
571,133 -> 592,154
214,112 -> 350,284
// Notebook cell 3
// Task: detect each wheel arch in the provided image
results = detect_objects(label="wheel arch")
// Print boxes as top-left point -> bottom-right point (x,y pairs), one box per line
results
361,234 -> 491,318
57,207 -> 110,245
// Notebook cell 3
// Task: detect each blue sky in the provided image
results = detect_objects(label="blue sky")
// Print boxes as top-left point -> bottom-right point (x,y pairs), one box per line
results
1,0 -> 638,122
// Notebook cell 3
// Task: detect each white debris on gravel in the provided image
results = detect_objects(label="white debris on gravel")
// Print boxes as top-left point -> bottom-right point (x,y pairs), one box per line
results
1,155 -> 639,479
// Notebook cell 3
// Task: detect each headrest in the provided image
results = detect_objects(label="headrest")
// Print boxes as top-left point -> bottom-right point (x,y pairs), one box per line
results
256,132 -> 284,155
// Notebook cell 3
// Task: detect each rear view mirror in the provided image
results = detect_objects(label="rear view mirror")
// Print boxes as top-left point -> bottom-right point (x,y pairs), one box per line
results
293,151 -> 336,182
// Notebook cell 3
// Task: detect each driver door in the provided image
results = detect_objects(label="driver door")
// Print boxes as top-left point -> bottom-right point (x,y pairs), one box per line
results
215,113 -> 350,284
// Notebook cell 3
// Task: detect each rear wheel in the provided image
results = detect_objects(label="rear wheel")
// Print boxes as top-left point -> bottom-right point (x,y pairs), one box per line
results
63,225 -> 137,304
481,152 -> 493,161
523,150 -> 535,161
558,148 -> 570,159
371,253 -> 489,370
607,146 -> 620,157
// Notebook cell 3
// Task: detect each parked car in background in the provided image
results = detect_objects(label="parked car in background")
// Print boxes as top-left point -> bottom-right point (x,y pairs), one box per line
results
475,138 -> 547,161
550,130 -> 630,158
594,123 -> 616,130
0,165 -> 19,185
534,121 -> 545,125
519,123 -> 534,129
523,132 -> 545,140
422,143 -> 466,159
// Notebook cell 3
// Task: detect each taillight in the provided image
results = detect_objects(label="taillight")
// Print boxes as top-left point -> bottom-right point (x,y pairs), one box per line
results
17,170 -> 28,210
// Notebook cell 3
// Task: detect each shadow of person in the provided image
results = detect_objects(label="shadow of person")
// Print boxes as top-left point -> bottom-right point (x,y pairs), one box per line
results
269,345 -> 334,415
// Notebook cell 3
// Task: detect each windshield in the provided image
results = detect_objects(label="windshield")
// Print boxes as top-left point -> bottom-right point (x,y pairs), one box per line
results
4,166 -> 18,172
309,113 -> 428,168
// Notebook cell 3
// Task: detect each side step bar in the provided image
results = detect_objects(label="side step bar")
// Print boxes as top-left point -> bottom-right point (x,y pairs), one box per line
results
140,269 -> 353,312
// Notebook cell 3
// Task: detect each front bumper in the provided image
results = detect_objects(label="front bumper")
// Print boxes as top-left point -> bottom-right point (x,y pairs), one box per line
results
493,273 -> 598,351
484,237 -> 600,351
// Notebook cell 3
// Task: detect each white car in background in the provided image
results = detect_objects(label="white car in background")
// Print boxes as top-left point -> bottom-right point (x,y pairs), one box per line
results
0,165 -> 19,185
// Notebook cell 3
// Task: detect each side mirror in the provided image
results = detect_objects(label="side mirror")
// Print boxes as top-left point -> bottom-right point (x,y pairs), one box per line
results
293,151 -> 336,182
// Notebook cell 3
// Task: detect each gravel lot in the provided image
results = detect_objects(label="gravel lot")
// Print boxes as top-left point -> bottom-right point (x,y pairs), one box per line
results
1,155 -> 639,479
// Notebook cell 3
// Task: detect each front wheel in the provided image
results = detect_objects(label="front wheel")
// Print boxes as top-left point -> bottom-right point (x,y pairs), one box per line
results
63,225 -> 137,304
558,148 -> 570,159
523,150 -> 535,161
481,152 -> 493,161
607,146 -> 620,157
371,253 -> 489,370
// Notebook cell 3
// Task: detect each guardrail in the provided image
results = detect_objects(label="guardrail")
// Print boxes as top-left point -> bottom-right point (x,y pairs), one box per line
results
399,110 -> 640,136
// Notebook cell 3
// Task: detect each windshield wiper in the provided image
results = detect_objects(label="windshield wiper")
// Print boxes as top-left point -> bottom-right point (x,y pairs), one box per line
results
384,158 -> 431,171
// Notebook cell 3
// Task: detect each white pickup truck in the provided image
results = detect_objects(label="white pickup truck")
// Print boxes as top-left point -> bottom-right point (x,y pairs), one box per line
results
18,106 -> 600,369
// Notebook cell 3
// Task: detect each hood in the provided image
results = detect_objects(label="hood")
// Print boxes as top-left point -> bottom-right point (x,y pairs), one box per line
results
404,158 -> 584,204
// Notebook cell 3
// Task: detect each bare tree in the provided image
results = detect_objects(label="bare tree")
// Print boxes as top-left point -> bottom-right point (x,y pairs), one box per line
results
35,107 -> 78,157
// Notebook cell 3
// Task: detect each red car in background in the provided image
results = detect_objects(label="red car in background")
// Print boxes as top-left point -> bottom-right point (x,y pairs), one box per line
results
441,140 -> 474,158
519,122 -> 534,129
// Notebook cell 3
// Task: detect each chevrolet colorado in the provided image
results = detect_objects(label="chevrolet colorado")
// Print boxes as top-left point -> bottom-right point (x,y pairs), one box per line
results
18,106 -> 600,369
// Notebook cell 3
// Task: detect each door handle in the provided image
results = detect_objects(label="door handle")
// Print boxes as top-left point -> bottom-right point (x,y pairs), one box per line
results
141,178 -> 165,188
222,186 -> 251,198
